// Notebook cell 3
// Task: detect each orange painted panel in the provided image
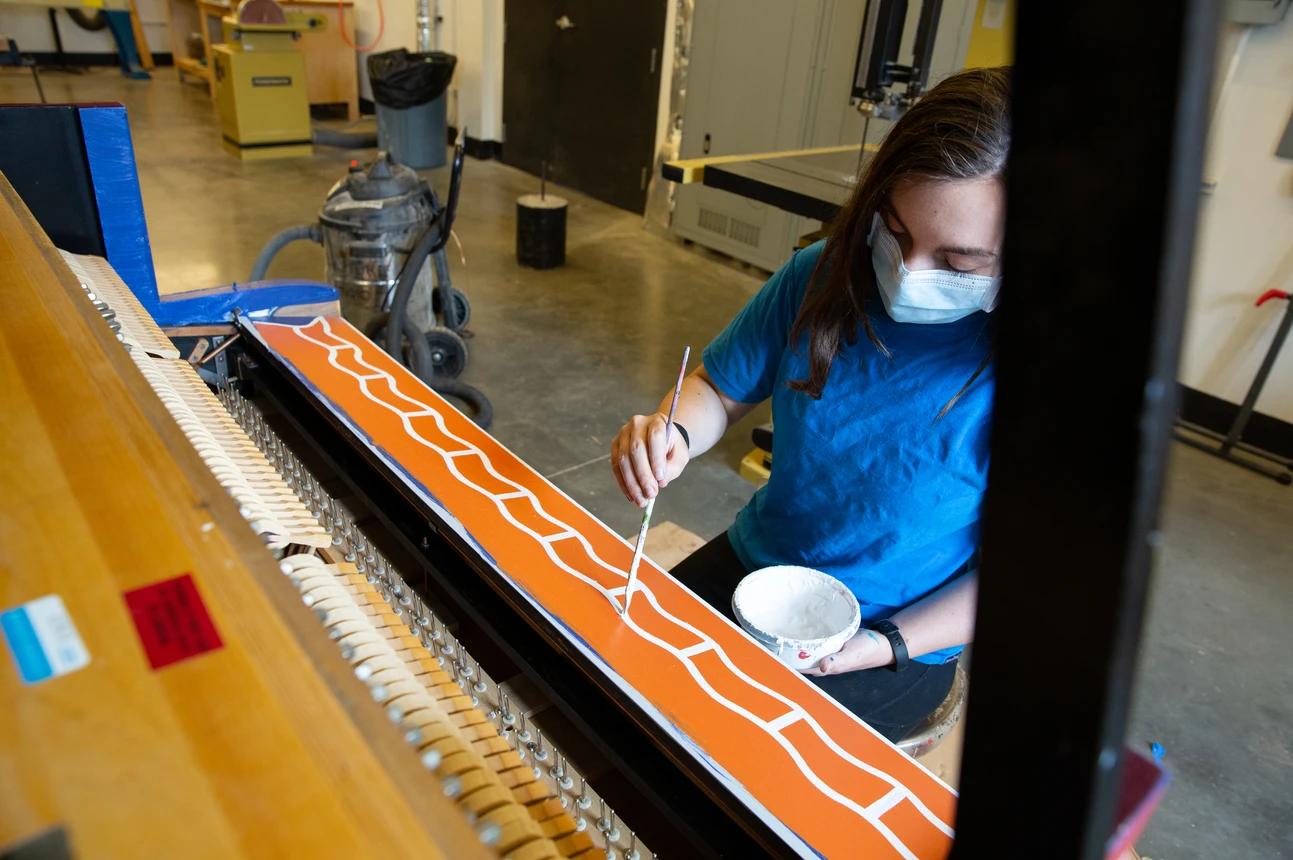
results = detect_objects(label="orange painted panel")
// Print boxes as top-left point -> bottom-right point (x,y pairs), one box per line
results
249,317 -> 959,860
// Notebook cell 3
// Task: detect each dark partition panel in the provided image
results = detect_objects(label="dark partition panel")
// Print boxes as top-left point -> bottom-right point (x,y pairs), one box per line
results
951,2 -> 1221,858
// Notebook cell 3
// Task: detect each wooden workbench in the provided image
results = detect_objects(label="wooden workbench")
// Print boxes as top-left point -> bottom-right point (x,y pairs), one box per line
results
0,174 -> 484,858
168,0 -> 358,118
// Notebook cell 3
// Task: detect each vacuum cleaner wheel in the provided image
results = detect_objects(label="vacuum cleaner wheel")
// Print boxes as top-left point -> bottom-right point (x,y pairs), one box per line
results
423,326 -> 468,379
432,286 -> 471,330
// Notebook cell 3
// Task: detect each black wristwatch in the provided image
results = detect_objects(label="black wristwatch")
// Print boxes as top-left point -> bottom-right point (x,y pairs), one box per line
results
670,421 -> 691,451
868,619 -> 909,673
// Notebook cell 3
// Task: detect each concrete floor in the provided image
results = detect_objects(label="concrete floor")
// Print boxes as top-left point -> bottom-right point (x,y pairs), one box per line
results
11,68 -> 767,541
5,68 -> 1291,859
1127,444 -> 1293,859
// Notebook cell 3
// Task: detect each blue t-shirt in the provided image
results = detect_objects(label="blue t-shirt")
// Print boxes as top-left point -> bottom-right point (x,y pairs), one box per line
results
703,241 -> 993,665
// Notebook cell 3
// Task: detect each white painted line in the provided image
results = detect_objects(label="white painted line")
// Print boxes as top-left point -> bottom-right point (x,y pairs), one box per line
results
679,641 -> 714,658
767,710 -> 804,732
867,787 -> 906,818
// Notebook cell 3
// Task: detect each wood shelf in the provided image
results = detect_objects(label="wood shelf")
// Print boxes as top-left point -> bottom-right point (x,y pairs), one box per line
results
168,0 -> 218,95
174,54 -> 210,83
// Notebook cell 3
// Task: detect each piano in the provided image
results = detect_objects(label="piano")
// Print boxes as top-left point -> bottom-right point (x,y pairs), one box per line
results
0,161 -> 959,859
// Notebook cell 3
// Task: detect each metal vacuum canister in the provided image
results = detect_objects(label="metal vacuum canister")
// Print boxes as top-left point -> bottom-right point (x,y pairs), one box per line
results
320,151 -> 437,336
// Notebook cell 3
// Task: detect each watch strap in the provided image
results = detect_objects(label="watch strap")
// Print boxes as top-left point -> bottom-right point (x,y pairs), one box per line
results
869,619 -> 909,672
669,421 -> 691,451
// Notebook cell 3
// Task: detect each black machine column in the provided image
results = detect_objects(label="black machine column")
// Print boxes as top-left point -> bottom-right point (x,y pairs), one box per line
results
951,2 -> 1220,859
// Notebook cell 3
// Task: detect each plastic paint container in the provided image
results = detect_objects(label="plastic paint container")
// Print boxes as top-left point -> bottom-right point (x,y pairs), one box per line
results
732,566 -> 861,671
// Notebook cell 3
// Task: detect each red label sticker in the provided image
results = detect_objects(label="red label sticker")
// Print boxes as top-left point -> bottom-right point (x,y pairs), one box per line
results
123,574 -> 223,670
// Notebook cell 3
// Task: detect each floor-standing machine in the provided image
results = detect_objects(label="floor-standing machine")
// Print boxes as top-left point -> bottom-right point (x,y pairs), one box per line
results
248,148 -> 493,426
213,0 -> 325,160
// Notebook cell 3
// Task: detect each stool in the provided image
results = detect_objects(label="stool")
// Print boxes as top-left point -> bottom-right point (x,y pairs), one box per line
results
741,422 -> 774,487
898,664 -> 967,759
0,37 -> 46,104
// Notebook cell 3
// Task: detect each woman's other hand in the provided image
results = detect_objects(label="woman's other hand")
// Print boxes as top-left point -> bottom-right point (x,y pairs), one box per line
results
801,628 -> 896,676
611,412 -> 690,507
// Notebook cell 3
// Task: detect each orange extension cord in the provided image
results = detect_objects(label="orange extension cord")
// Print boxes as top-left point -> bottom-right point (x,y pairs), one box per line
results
340,0 -> 384,51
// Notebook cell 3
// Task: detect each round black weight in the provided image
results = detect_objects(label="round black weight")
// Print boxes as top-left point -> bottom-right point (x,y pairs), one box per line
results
516,194 -> 567,269
423,325 -> 468,378
432,286 -> 471,329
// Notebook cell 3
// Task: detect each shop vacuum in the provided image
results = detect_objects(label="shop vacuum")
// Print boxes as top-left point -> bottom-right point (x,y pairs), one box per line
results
249,142 -> 492,427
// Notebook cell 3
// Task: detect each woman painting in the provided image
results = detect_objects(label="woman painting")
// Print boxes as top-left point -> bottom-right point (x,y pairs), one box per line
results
611,67 -> 1009,742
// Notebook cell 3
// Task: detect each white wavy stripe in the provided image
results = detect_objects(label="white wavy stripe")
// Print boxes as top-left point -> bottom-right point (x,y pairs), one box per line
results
630,578 -> 955,836
307,313 -> 953,803
292,330 -> 916,856
621,601 -> 917,860
304,318 -> 955,838
290,318 -> 951,850
294,319 -> 947,846
438,375 -> 960,805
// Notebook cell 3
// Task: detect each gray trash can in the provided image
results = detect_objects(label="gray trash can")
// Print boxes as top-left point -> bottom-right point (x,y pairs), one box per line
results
376,93 -> 447,169
368,49 -> 456,170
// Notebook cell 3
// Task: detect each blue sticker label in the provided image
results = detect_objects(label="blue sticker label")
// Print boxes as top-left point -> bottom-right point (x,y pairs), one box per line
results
2,595 -> 90,685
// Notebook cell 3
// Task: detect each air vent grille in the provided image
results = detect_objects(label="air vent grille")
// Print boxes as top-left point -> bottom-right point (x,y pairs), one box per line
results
697,206 -> 729,235
729,217 -> 761,247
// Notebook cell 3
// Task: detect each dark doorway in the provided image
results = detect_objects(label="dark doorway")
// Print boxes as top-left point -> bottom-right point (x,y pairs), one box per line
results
502,0 -> 667,214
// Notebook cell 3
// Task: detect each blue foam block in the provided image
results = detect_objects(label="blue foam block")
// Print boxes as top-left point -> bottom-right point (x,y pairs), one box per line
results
79,105 -> 160,310
152,280 -> 340,327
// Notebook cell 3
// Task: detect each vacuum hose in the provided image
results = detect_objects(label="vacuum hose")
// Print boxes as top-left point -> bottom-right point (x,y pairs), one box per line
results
310,124 -> 378,149
386,215 -> 493,428
423,376 -> 493,428
401,322 -> 493,429
249,224 -> 322,282
385,218 -> 440,360
433,246 -> 459,329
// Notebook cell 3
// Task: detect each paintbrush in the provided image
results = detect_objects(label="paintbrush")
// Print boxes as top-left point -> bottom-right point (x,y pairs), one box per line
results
621,345 -> 690,616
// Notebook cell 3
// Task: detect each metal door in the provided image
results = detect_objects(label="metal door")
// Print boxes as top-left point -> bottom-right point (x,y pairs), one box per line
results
502,0 -> 668,214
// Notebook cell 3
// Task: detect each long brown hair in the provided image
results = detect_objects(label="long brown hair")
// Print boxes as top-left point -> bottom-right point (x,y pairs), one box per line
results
789,66 -> 1011,416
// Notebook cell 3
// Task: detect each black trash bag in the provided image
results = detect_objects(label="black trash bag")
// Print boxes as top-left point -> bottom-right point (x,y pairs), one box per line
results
368,49 -> 457,110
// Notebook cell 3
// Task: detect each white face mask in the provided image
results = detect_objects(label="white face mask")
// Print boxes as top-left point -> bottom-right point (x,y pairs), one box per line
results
868,213 -> 1002,324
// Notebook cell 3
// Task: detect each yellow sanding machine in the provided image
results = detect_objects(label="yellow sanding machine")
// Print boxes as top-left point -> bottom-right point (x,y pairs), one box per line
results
213,0 -> 325,160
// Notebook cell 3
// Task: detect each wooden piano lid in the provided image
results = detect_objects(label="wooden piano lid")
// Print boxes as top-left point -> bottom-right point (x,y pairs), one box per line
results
0,176 -> 491,859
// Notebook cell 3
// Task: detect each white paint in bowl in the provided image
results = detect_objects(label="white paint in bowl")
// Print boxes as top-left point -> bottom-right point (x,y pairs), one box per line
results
731,566 -> 861,671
